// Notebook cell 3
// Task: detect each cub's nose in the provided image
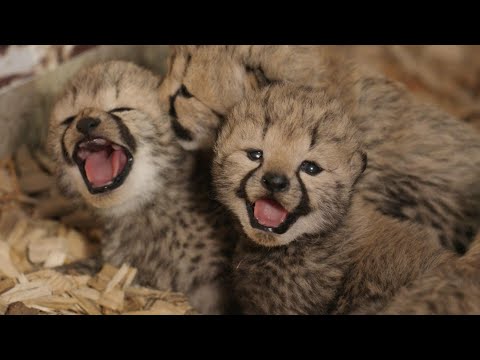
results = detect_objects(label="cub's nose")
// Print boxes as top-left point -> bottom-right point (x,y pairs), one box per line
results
262,172 -> 290,193
76,117 -> 100,136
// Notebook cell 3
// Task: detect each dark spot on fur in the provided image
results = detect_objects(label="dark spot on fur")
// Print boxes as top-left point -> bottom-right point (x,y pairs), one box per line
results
61,124 -> 74,166
236,164 -> 262,199
454,240 -> 467,255
245,65 -> 274,87
262,115 -> 271,138
169,91 -> 194,142
191,255 -> 202,264
310,125 -> 319,149
194,242 -> 206,250
109,113 -> 137,152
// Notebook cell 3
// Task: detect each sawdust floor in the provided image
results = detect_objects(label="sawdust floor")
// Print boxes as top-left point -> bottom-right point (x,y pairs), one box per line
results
0,146 -> 194,315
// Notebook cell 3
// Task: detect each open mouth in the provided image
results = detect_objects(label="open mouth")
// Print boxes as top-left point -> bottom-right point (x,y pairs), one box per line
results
246,198 -> 300,235
73,138 -> 133,194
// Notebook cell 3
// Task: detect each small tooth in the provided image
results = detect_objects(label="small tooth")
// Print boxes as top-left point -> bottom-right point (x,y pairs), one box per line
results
92,138 -> 108,145
112,145 -> 121,150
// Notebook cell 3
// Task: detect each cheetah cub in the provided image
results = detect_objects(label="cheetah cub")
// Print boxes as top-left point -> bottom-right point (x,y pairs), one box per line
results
48,61 -> 235,314
161,45 -> 480,253
362,232 -> 480,315
213,83 -> 458,314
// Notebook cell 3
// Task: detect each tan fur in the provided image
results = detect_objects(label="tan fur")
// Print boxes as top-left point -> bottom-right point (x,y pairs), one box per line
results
359,232 -> 480,315
159,45 -> 349,150
48,61 -> 236,314
162,45 -> 480,253
213,83 -> 462,314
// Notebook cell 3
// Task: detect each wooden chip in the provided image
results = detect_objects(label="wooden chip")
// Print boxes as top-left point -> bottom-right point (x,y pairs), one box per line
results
46,273 -> 76,294
24,295 -> 79,311
44,250 -> 67,268
28,236 -> 66,264
124,286 -> 167,299
0,299 -> 8,315
87,264 -> 119,292
105,263 -> 130,293
122,267 -> 137,290
0,280 -> 52,305
98,288 -> 124,312
70,275 -> 90,287
69,292 -> 102,315
64,229 -> 94,262
70,286 -> 101,302
26,271 -> 77,295
0,278 -> 16,295
26,269 -> 58,282
16,228 -> 48,253
0,241 -> 20,278
27,304 -> 56,314
5,218 -> 29,246
0,207 -> 27,240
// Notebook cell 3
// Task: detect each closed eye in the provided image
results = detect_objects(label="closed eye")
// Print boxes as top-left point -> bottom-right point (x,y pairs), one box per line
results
109,107 -> 135,113
61,116 -> 75,126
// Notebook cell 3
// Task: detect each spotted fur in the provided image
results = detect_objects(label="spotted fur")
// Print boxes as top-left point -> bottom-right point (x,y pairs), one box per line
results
48,61 -> 236,314
162,45 -> 480,253
213,83 -> 459,314
359,232 -> 480,315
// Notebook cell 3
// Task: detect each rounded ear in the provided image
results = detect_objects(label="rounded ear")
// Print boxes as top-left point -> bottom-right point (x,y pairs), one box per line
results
349,150 -> 368,185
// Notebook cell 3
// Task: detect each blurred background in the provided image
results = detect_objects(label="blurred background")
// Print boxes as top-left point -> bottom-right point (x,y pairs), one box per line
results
1,45 -> 480,157
0,45 -> 479,315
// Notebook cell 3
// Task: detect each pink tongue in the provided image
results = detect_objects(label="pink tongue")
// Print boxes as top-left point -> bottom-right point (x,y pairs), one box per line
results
254,198 -> 289,228
84,149 -> 127,187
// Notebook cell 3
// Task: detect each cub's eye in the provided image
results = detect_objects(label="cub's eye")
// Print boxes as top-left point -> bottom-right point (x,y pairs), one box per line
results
61,116 -> 75,126
246,149 -> 263,161
300,161 -> 323,176
179,84 -> 193,98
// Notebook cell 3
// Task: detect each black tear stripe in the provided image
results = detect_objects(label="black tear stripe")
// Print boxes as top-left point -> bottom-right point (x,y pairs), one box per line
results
310,124 -> 319,149
262,114 -> 271,139
70,85 -> 78,104
114,78 -> 121,99
109,113 -> 137,152
294,170 -> 312,217
61,122 -> 74,166
61,115 -> 76,165
166,51 -> 177,77
185,54 -> 192,72
169,92 -> 193,142
235,163 -> 263,200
